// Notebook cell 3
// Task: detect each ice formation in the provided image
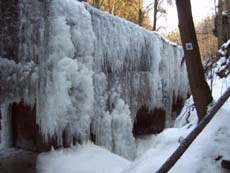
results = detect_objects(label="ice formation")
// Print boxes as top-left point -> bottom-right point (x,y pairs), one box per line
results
0,0 -> 189,160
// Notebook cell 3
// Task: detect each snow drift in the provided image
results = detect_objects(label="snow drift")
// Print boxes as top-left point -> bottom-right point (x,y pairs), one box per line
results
37,144 -> 130,173
0,0 -> 189,159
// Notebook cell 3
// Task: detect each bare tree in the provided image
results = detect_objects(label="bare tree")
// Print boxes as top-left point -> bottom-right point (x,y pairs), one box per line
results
152,0 -> 172,31
153,0 -> 158,30
176,0 -> 213,121
225,0 -> 230,39
218,0 -> 224,48
89,0 -> 105,9
122,0 -> 153,27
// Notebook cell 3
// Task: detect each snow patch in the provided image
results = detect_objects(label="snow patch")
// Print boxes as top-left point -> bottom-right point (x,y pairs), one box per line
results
36,144 -> 130,173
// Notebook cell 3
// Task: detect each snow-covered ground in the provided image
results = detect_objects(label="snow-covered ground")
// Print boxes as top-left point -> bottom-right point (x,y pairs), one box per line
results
36,144 -> 130,173
37,59 -> 230,173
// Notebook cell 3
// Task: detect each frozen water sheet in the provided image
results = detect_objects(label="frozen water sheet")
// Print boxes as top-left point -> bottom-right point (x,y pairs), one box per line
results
0,0 -> 189,159
38,0 -> 188,159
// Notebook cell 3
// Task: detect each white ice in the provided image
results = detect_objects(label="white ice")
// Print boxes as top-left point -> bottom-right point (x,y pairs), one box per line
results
0,0 -> 189,159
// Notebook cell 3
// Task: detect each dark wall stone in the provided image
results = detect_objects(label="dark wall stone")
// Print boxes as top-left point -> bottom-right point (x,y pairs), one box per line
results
172,95 -> 185,120
133,106 -> 165,136
213,14 -> 230,43
221,160 -> 230,171
12,101 -> 37,150
11,101 -> 56,151
0,108 -> 2,143
11,101 -> 82,152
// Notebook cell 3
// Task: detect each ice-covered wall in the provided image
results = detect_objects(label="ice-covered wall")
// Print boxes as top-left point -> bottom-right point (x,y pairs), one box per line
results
0,0 -> 189,160
0,0 -> 45,149
39,0 -> 189,160
0,104 -> 12,149
86,4 -> 188,122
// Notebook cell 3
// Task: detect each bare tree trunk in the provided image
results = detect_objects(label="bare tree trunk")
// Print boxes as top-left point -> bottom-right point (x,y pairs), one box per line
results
95,0 -> 100,9
138,9 -> 143,26
214,0 -> 217,15
225,0 -> 230,39
218,0 -> 223,47
176,0 -> 213,121
137,0 -> 144,26
108,0 -> 112,13
153,0 -> 158,31
0,0 -> 2,56
110,0 -> 116,15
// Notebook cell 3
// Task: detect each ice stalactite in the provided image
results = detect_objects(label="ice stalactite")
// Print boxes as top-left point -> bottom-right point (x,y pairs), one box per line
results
0,57 -> 37,105
37,0 -> 95,145
111,98 -> 136,160
0,104 -> 12,149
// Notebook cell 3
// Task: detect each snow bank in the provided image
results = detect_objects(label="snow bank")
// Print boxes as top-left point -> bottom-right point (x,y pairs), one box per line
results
123,126 -> 192,173
36,144 -> 130,173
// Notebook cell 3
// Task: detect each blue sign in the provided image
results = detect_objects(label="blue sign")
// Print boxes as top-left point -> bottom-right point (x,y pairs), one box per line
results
186,43 -> 193,50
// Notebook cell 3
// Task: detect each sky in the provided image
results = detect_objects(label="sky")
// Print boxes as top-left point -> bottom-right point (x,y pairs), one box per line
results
144,0 -> 216,33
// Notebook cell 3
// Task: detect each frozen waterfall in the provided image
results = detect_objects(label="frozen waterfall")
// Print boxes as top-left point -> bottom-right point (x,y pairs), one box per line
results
0,0 -> 189,160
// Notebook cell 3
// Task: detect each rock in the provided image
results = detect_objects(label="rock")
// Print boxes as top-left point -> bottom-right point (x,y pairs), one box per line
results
221,160 -> 230,171
133,106 -> 165,136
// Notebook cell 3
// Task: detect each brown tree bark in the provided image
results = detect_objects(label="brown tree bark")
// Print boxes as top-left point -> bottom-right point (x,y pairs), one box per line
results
138,9 -> 143,26
176,0 -> 213,121
95,0 -> 100,8
137,0 -> 144,26
218,0 -> 224,47
153,0 -> 158,31
225,0 -> 230,40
